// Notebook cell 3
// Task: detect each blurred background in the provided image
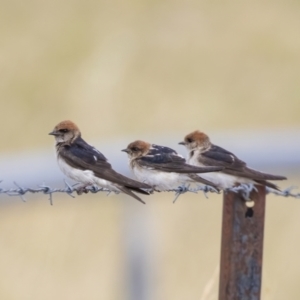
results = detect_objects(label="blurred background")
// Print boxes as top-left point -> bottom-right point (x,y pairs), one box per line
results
0,0 -> 300,299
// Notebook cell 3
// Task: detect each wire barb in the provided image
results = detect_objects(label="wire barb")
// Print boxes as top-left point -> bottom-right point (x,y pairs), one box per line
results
172,184 -> 191,203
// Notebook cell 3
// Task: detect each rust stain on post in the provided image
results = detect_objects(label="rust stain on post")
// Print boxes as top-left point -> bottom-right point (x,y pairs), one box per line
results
218,185 -> 266,300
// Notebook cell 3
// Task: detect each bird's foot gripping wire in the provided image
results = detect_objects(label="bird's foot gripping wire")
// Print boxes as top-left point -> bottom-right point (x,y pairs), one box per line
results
75,184 -> 93,195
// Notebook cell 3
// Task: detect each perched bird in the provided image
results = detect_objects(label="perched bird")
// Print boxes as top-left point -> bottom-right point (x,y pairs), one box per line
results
49,120 -> 151,204
122,140 -> 224,191
179,130 -> 287,190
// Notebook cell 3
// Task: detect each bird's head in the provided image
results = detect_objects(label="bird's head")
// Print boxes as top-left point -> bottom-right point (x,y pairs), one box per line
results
49,120 -> 81,144
122,140 -> 151,159
179,130 -> 210,151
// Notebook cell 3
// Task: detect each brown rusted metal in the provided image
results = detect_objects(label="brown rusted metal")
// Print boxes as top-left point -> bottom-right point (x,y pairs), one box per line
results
218,185 -> 266,300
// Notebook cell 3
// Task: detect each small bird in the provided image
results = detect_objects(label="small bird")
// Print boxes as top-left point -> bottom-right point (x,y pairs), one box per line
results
122,140 -> 224,191
49,120 -> 151,204
179,130 -> 287,190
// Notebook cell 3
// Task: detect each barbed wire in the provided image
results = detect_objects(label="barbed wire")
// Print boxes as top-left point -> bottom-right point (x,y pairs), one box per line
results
0,180 -> 299,205
170,184 -> 300,203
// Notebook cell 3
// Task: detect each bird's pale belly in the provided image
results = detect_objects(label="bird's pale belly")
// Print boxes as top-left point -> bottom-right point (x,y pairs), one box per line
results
187,152 -> 254,189
195,172 -> 254,189
133,167 -> 190,191
57,157 -> 119,191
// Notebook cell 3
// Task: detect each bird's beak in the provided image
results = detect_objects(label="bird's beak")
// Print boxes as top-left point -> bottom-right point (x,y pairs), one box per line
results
178,141 -> 186,145
49,131 -> 59,136
121,149 -> 129,153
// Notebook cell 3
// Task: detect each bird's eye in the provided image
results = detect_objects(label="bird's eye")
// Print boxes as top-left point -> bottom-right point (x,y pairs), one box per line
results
131,147 -> 139,152
186,138 -> 193,143
59,129 -> 69,133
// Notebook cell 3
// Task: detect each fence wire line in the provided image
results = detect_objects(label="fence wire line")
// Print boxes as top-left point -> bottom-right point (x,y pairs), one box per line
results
0,180 -> 299,205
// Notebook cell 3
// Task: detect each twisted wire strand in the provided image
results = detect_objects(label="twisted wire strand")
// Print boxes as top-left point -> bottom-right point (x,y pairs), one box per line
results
0,180 -> 299,205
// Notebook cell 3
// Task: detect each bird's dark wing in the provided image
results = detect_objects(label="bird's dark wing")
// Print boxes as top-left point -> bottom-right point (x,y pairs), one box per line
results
59,137 -> 151,190
199,145 -> 246,170
67,137 -> 109,164
200,145 -> 286,181
139,145 -> 222,173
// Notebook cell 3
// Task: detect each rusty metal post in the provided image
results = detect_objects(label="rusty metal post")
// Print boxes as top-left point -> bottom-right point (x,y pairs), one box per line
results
218,185 -> 266,300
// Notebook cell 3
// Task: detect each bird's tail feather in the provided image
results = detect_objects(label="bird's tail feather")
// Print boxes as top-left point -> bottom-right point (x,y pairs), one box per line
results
126,186 -> 152,195
117,186 -> 146,204
245,169 -> 287,181
254,180 -> 280,191
188,174 -> 220,191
